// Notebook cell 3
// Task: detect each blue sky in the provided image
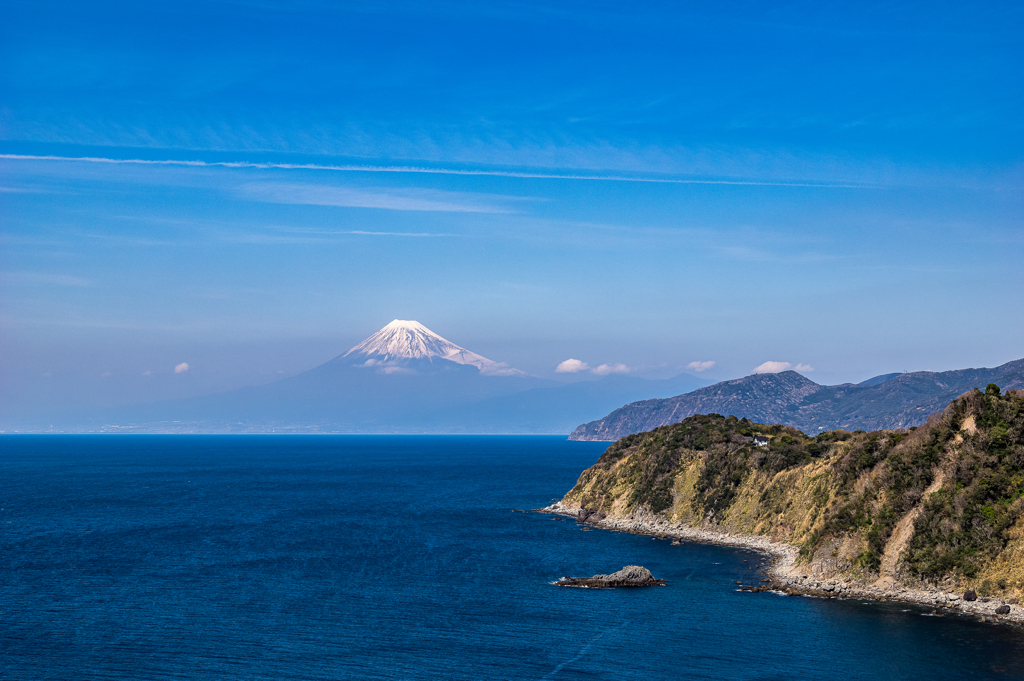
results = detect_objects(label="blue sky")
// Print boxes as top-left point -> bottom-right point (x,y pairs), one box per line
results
2,0 -> 1022,414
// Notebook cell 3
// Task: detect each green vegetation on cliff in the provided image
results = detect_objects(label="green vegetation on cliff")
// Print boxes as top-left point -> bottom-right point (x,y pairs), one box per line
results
563,387 -> 1024,597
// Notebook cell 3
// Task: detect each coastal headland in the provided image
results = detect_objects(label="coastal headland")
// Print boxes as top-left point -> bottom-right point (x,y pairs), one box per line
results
546,386 -> 1024,624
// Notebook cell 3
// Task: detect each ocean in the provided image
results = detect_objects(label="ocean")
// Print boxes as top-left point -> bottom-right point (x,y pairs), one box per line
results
3,435 -> 1023,680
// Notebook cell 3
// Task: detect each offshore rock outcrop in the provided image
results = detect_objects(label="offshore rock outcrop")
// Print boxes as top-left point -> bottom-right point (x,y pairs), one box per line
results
551,387 -> 1024,621
555,565 -> 666,588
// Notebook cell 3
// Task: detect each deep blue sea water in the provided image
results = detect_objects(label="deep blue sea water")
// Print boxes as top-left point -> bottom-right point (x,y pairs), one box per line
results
3,435 -> 1024,681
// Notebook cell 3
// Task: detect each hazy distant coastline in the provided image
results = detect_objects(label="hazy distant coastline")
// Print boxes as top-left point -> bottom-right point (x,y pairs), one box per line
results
570,358 -> 1024,441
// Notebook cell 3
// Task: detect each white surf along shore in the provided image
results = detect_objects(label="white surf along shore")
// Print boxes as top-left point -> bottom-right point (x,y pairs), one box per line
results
541,501 -> 1024,624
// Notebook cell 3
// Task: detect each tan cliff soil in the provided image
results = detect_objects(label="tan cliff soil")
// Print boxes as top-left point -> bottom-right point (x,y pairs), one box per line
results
875,471 -> 945,589
540,501 -> 1024,625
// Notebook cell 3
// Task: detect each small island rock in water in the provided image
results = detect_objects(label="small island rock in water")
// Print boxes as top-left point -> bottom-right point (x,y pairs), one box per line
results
555,565 -> 666,588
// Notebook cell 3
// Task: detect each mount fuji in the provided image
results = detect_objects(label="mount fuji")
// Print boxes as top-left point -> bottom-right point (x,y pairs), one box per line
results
343,319 -> 527,377
55,320 -> 712,433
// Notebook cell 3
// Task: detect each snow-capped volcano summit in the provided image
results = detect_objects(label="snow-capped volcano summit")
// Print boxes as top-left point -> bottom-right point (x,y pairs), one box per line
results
344,320 -> 525,376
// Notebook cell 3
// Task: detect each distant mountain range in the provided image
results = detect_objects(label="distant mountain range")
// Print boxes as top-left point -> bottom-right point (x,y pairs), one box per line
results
34,320 -> 710,434
568,359 -> 1024,441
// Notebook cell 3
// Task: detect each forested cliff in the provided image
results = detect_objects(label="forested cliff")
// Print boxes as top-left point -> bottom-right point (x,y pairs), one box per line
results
561,386 -> 1024,598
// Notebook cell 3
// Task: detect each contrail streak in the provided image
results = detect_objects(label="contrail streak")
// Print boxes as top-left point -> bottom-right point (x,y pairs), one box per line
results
0,154 -> 877,189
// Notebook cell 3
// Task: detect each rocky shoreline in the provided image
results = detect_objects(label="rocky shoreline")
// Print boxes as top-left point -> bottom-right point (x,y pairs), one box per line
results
541,501 -> 1024,626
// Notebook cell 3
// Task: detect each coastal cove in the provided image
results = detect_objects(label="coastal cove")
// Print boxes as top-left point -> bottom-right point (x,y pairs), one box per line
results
542,501 -> 1024,624
4,435 -> 1024,680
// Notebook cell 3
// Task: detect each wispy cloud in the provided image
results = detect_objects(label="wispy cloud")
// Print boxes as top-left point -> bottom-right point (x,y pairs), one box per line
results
282,227 -> 454,237
754,361 -> 791,374
97,215 -> 460,242
753,361 -> 814,374
348,230 -> 455,237
0,315 -> 210,332
0,154 -> 878,189
80,232 -> 180,247
2,271 -> 91,287
557,358 -> 631,375
591,363 -> 630,375
222,229 -> 458,244
687,360 -> 715,372
238,182 -> 516,213
555,358 -> 589,373
717,246 -> 834,264
0,186 -> 46,193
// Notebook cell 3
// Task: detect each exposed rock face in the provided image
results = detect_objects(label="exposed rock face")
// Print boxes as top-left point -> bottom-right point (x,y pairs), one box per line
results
576,508 -> 606,524
569,359 -> 1024,441
556,565 -> 666,588
595,565 -> 656,582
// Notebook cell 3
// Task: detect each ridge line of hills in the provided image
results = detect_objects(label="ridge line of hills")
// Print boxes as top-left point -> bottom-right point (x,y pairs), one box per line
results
569,358 -> 1024,441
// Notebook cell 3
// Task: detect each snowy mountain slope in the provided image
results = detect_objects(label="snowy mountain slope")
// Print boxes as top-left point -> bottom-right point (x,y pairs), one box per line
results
342,319 -> 526,376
